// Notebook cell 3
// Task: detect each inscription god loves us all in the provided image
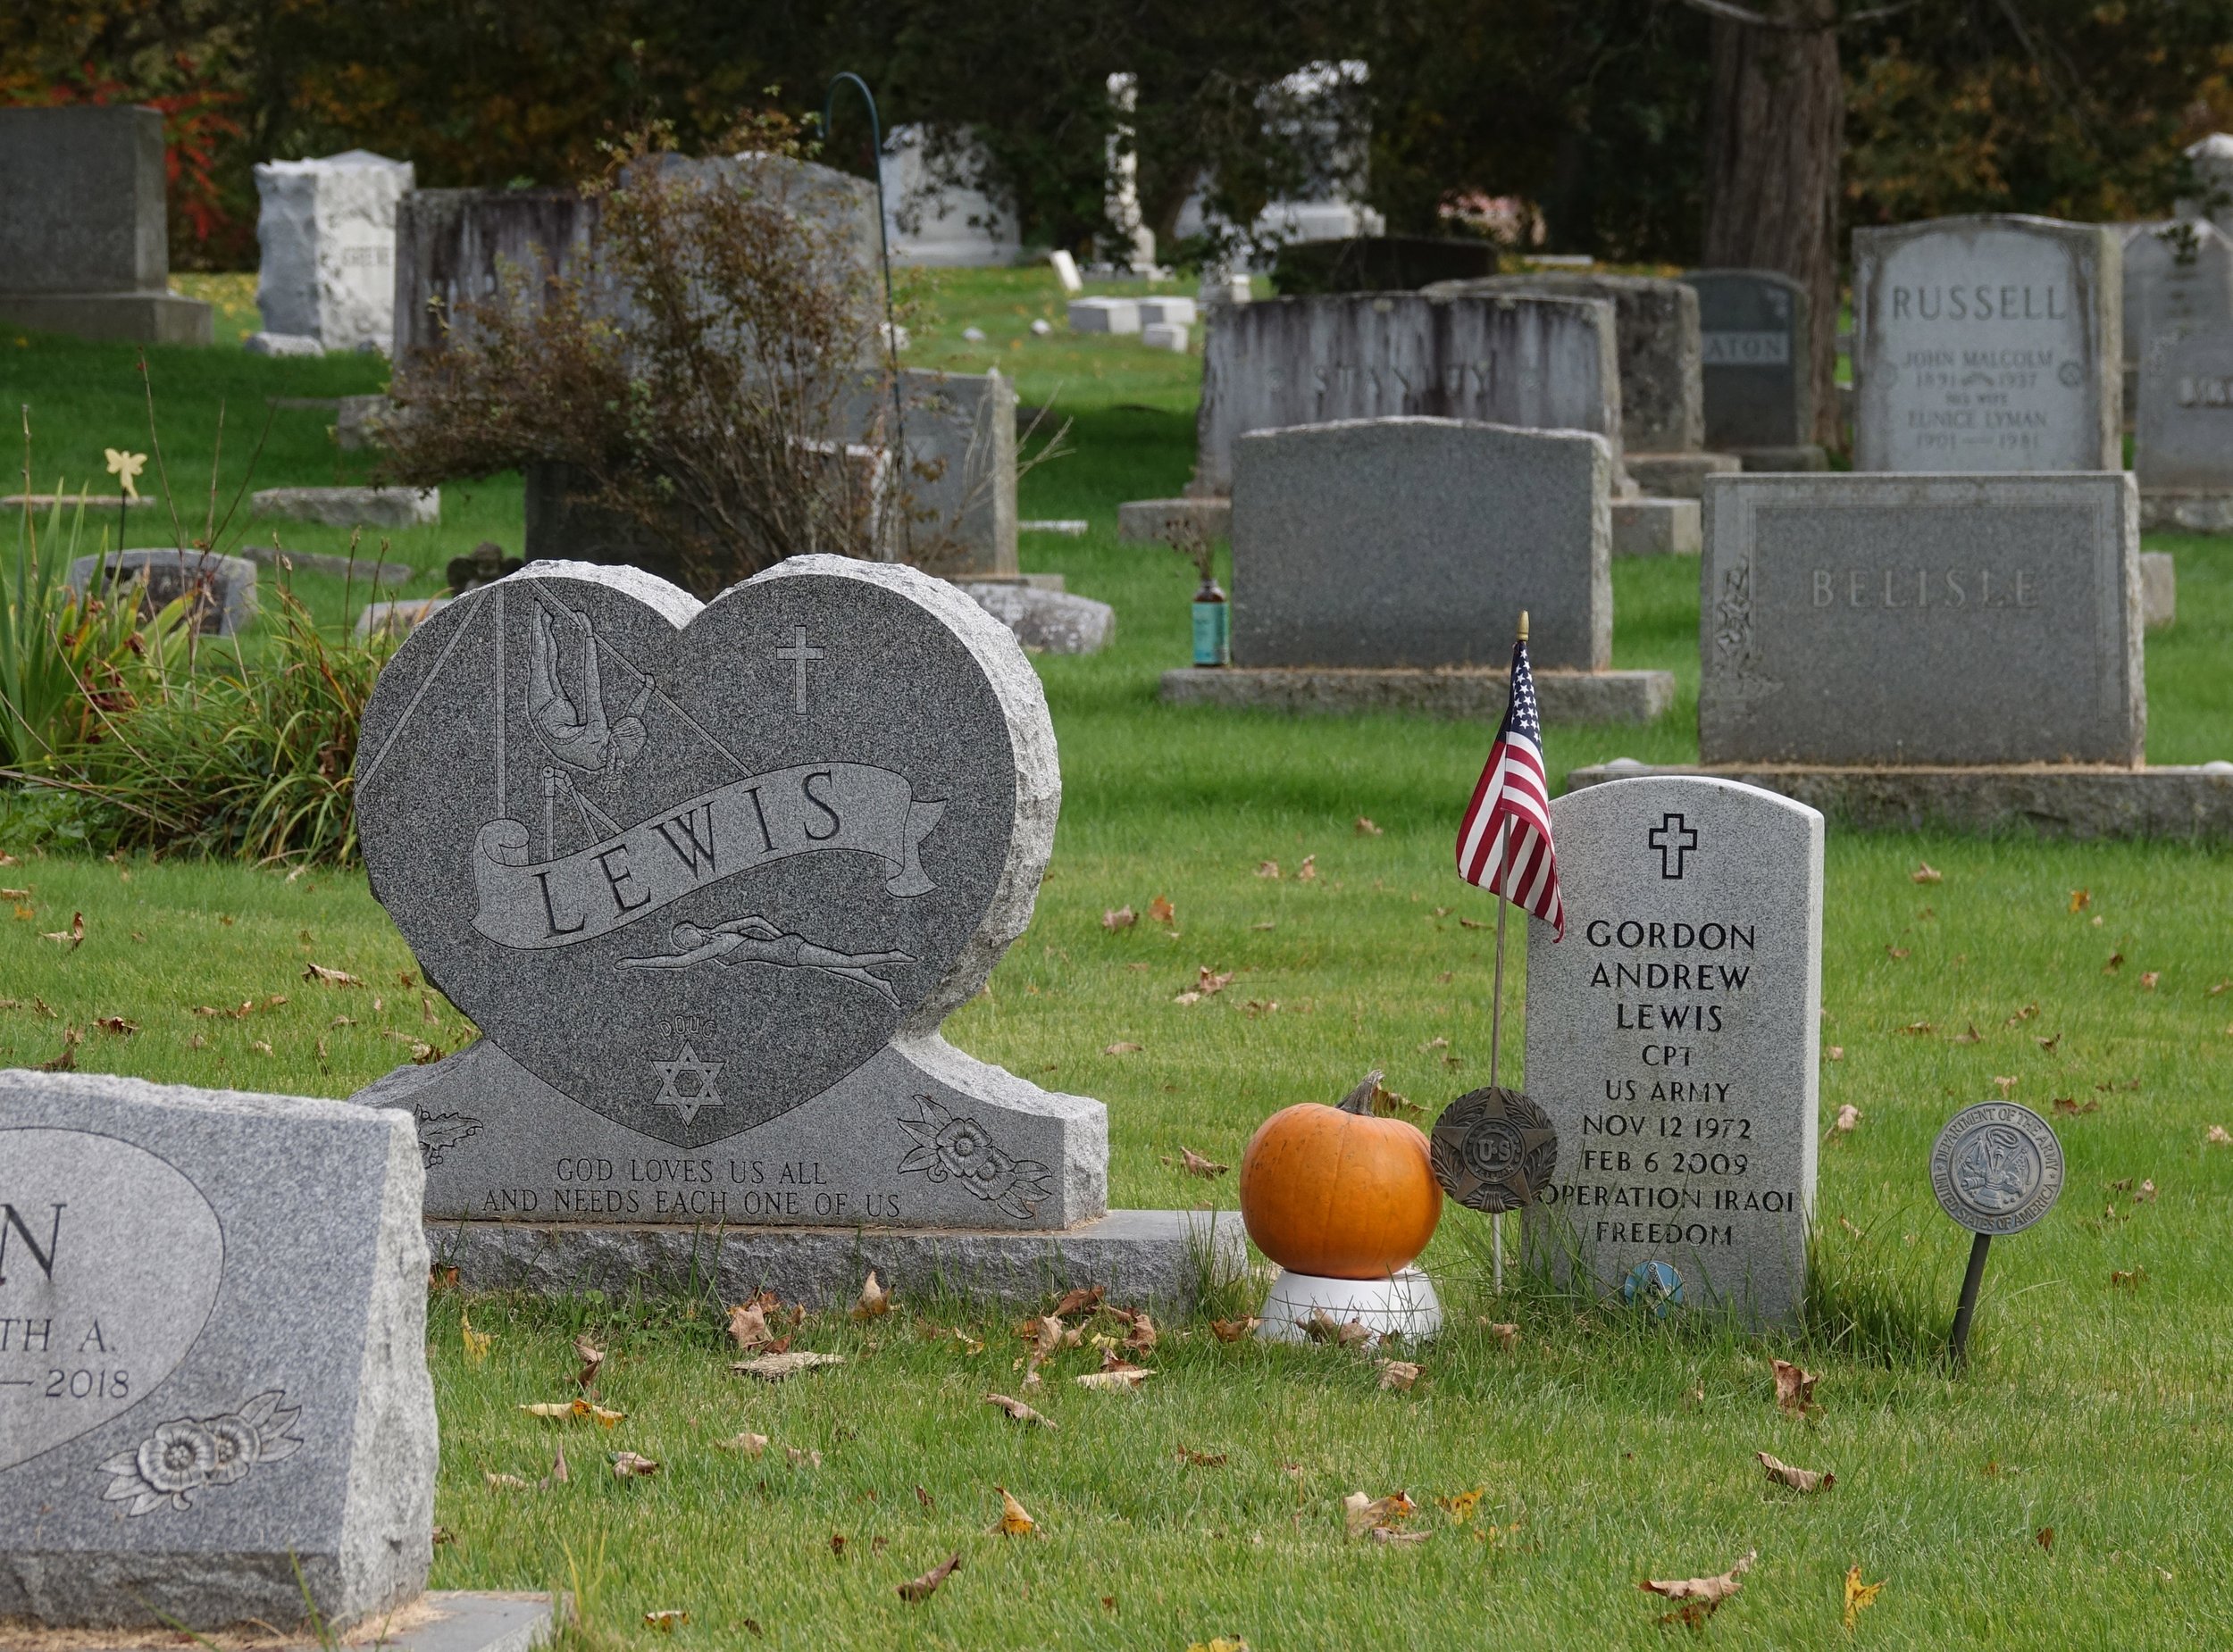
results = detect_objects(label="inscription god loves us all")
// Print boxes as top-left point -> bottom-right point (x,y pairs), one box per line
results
0,1131 -> 222,1473
355,564 -> 1021,1148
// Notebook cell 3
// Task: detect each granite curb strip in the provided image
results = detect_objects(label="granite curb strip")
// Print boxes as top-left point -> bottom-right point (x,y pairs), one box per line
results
426,1210 -> 1245,1311
1161,666 -> 1676,725
3,1591 -> 559,1652
1566,762 -> 2233,839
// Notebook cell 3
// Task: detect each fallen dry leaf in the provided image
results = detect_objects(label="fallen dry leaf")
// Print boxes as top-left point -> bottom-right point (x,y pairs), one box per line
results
1297,855 -> 1317,881
92,1015 -> 136,1036
1757,1451 -> 1835,1493
2103,952 -> 2124,974
1378,1359 -> 1422,1391
1104,1040 -> 1143,1055
991,1487 -> 1037,1536
37,1026 -> 81,1072
984,1392 -> 1055,1429
728,1301 -> 774,1350
574,1336 -> 605,1391
1368,1080 -> 1422,1122
641,1610 -> 688,1633
1256,859 -> 1281,880
482,1471 -> 532,1491
1172,1146 -> 1227,1178
250,1039 -> 274,1055
611,1451 -> 661,1479
1112,1307 -> 1159,1353
1175,1446 -> 1227,1467
2111,1267 -> 2147,1289
1899,1021 -> 1934,1035
2137,1179 -> 2158,1202
40,910 -> 86,949
1483,1322 -> 1520,1351
1209,1316 -> 1261,1342
2142,971 -> 2161,990
1834,1105 -> 1861,1133
1354,815 -> 1382,836
1885,945 -> 1910,960
1173,990 -> 1202,1006
1771,1357 -> 1819,1415
2208,1125 -> 2231,1146
1993,1075 -> 2019,1097
1102,905 -> 1136,931
304,963 -> 362,987
1342,1490 -> 1417,1539
851,1271 -> 895,1321
1148,896 -> 1176,925
2053,1097 -> 2099,1116
1075,1361 -> 1154,1391
2067,886 -> 2093,913
1826,1045 -> 1844,1060
1911,863 -> 1943,884
732,1351 -> 846,1381
785,1445 -> 822,1468
1640,1550 -> 1755,1625
1050,1286 -> 1105,1319
2212,979 -> 2231,997
1951,1022 -> 1982,1044
1301,1308 -> 1372,1347
897,1553 -> 961,1602
1436,1489 -> 1484,1523
519,1402 -> 576,1420
548,1445 -> 570,1485
460,1308 -> 492,1368
715,1431 -> 770,1456
2037,1033 -> 2062,1052
1844,1565 -> 1885,1629
1196,965 -> 1235,996
2036,1526 -> 2055,1551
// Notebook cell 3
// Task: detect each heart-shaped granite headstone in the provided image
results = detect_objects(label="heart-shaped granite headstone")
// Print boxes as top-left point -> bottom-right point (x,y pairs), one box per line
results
0,1130 -> 222,1473
356,556 -> 1056,1148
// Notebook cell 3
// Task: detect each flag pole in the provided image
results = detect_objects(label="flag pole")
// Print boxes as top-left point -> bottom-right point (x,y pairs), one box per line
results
1485,609 -> 1526,1292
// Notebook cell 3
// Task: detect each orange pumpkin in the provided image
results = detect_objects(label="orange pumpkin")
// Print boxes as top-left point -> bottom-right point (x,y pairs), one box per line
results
1238,1072 -> 1443,1279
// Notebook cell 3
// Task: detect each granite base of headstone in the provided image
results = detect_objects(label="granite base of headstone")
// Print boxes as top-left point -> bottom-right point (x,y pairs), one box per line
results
350,556 -> 1232,1307
1160,664 -> 1673,724
0,107 -> 213,347
0,1071 -> 452,1637
1627,451 -> 1741,501
66,549 -> 257,636
956,582 -> 1114,654
1609,496 -> 1702,558
1520,776 -> 1822,1325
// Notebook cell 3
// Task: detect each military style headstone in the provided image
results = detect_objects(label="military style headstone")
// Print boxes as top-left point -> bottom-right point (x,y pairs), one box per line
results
0,106 -> 213,346
2137,320 -> 2233,507
1193,291 -> 1622,495
1427,272 -> 1705,454
251,150 -> 414,355
345,555 -> 1238,1312
66,549 -> 258,637
1852,214 -> 2121,472
0,1071 -> 435,1634
1683,269 -> 1815,454
1698,471 -> 2143,765
1521,775 -> 1823,1324
1228,417 -> 1611,671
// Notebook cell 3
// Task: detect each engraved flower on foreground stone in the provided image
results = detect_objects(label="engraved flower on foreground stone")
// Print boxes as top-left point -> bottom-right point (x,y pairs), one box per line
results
139,1420 -> 216,1495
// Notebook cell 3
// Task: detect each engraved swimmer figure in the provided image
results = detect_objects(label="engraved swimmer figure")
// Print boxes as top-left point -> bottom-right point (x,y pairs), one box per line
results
619,915 -> 915,1007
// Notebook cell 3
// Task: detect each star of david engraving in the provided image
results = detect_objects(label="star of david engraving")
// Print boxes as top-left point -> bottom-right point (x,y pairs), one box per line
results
1647,813 -> 1698,880
649,1043 -> 724,1124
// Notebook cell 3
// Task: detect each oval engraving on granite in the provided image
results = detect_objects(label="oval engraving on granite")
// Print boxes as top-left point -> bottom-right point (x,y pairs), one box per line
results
0,1129 -> 223,1474
355,562 -> 1029,1147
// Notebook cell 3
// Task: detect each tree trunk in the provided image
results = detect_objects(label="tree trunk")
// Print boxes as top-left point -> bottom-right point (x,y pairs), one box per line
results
1701,4 -> 1844,450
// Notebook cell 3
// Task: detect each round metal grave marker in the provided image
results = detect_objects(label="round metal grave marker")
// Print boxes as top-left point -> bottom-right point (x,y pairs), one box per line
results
1429,1085 -> 1558,1214
1929,1102 -> 2064,1235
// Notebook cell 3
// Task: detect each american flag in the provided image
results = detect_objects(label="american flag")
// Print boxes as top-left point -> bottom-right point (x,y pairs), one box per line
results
1454,632 -> 1563,939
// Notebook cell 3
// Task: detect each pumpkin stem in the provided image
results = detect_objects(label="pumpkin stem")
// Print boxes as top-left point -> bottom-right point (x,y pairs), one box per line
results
1337,1069 -> 1384,1115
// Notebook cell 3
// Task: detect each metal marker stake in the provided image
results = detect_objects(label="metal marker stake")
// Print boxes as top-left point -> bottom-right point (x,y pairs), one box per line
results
1946,1231 -> 1992,1369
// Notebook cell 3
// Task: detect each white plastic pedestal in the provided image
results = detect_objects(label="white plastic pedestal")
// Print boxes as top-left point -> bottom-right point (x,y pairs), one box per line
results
1255,1266 -> 1443,1346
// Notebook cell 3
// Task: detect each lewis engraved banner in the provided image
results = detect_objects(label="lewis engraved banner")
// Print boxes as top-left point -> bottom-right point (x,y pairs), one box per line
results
472,763 -> 944,950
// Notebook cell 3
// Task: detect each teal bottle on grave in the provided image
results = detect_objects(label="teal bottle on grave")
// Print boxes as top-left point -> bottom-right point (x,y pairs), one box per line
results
1191,575 -> 1230,666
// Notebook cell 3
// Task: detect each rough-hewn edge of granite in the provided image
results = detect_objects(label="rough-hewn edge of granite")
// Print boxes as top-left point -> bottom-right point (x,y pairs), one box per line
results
0,1590 -> 558,1652
335,1107 -> 437,1631
1565,762 -> 2233,840
1160,666 -> 1675,725
757,555 -> 1060,1039
426,1209 -> 1243,1311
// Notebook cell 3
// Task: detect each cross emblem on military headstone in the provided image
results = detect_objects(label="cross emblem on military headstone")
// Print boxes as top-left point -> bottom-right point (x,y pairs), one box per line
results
1647,813 -> 1698,880
776,627 -> 824,713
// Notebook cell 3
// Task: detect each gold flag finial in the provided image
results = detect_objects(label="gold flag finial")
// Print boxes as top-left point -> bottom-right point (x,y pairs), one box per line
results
1518,609 -> 1529,642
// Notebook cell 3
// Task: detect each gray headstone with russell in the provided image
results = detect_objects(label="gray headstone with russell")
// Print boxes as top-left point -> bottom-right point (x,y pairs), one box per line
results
1194,292 -> 1622,495
2138,321 -> 2233,495
1852,214 -> 2120,473
1229,417 -> 1611,672
1699,471 -> 2142,766
1683,269 -> 1813,451
352,555 -> 1105,1231
1426,271 -> 1705,454
0,105 -> 212,346
0,1071 -> 433,1635
1521,774 -> 1822,1325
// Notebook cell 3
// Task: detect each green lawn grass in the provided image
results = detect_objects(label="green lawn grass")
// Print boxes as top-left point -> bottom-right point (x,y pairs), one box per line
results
5,271 -> 2233,1648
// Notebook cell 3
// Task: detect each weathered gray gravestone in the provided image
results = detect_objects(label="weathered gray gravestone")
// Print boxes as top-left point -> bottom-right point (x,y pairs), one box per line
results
1229,417 -> 1611,671
252,150 -> 414,355
0,1071 -> 434,1633
1700,472 -> 2143,765
1194,292 -> 1622,495
1683,270 -> 1814,452
1522,775 -> 1822,1325
1426,272 -> 1705,455
2121,221 -> 2233,371
0,106 -> 213,346
2138,321 -> 2233,500
853,368 -> 1018,578
352,557 -> 1131,1264
1852,214 -> 2121,472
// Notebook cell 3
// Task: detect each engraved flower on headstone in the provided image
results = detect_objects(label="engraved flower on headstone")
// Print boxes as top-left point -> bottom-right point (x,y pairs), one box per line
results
100,1390 -> 305,1515
895,1097 -> 1054,1222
